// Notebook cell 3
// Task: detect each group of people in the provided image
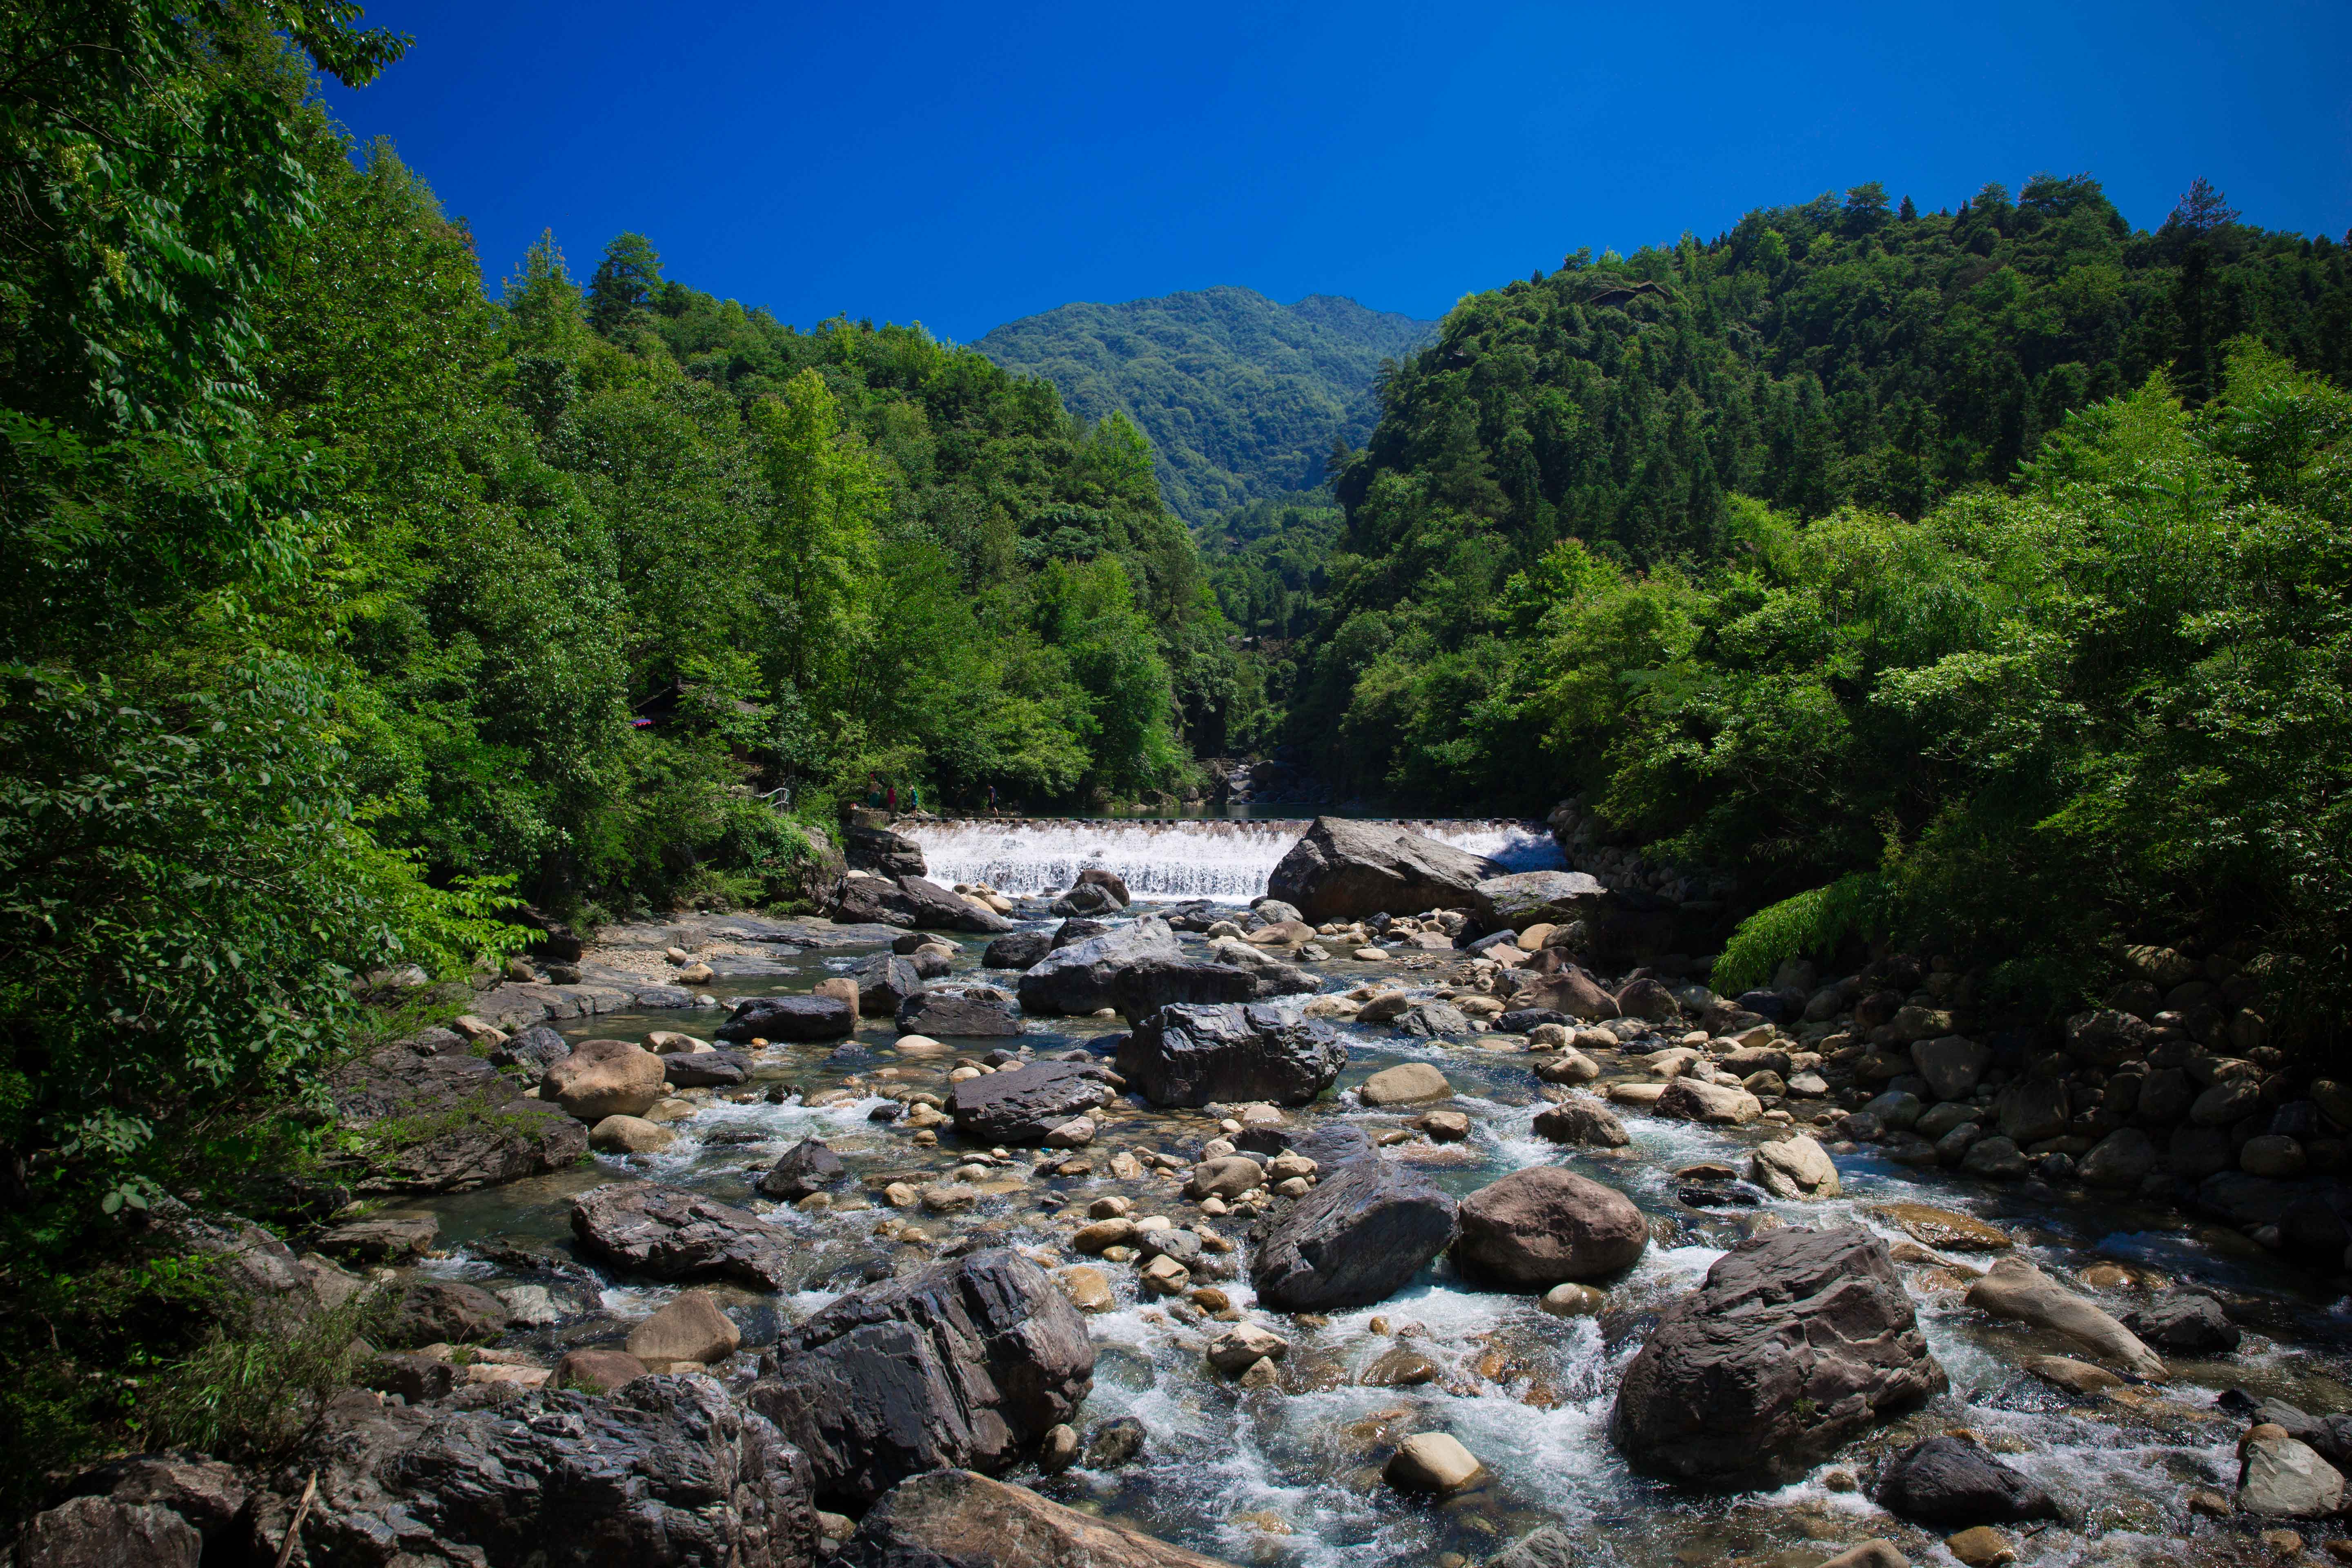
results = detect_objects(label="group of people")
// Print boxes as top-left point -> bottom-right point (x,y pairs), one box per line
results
862,776 -> 1004,815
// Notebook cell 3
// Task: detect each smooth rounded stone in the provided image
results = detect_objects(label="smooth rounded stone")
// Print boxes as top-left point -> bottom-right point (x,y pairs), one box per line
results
898,986 -> 1024,1038
1207,1323 -> 1290,1374
1514,966 -> 1624,1022
1267,816 -> 1500,923
1862,1090 -> 1924,1130
625,1290 -> 743,1365
1615,976 -> 1680,1023
1608,1082 -> 1668,1108
2191,1075 -> 2263,1126
1874,1202 -> 2014,1252
1610,1226 -> 1947,1487
1250,1157 -> 1458,1311
830,1469 -> 1234,1568
1991,1079 -> 2068,1145
1389,1000 -> 1468,1038
1960,1136 -> 2029,1180
1072,1218 -> 1137,1252
758,1138 -> 846,1201
1115,1001 -> 1346,1107
1964,1256 -> 2167,1377
312,1212 -> 440,1263
16,1495 -> 203,1568
1874,1435 -> 2056,1526
744,1248 -> 1093,1508
570,1182 -> 795,1291
543,1038 -> 668,1121
982,931 -> 1053,971
1361,1345 -> 1440,1386
948,1060 -> 1116,1145
1418,1110 -> 1470,1142
2242,1133 -> 2307,1178
1814,1544 -> 1910,1568
1539,1281 -> 1606,1317
1654,1077 -> 1763,1125
2239,1433 -> 2348,1517
2169,1124 -> 2234,1179
1457,1167 -> 1647,1286
1942,1527 -> 2018,1568
1357,1062 -> 1452,1107
715,994 -> 855,1043
1043,1116 -> 1096,1147
1534,1049 -> 1600,1085
1187,1156 -> 1265,1200
2121,1291 -> 2241,1355
2022,1354 -> 2123,1395
660,1048 -> 749,1088
813,976 -> 862,1021
551,1347 -> 650,1392
1056,1265 -> 1116,1313
1749,1133 -> 1841,1199
1532,1098 -> 1630,1147
2078,1127 -> 2157,1188
1083,1416 -> 1148,1470
1384,1432 -> 1486,1495
643,1096 -> 697,1125
1038,1423 -> 1080,1475
1910,1034 -> 1990,1100
590,1114 -> 676,1154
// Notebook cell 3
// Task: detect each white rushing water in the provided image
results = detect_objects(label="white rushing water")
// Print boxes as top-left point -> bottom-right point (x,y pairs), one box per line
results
902,817 -> 1566,900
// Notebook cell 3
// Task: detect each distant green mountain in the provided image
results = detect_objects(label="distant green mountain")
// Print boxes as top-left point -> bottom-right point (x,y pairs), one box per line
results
973,287 -> 1437,523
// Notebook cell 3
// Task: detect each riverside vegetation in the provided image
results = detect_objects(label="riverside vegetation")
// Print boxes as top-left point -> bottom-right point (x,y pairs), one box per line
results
7,0 -> 2352,1562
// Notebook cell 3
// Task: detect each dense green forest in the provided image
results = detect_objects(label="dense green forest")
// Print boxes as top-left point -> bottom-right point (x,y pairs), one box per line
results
1278,177 -> 2351,1011
975,286 -> 1434,523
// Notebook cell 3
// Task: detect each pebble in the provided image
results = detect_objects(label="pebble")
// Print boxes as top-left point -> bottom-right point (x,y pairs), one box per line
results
1943,1526 -> 2016,1567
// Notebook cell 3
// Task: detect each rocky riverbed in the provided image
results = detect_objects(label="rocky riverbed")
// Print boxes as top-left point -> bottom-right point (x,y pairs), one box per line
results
27,821 -> 2352,1568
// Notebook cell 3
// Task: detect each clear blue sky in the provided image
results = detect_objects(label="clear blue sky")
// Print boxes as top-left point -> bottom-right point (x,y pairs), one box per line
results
322,0 -> 2352,344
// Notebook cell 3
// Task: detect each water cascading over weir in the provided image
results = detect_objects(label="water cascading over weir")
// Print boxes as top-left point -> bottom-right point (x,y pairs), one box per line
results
897,817 -> 1565,901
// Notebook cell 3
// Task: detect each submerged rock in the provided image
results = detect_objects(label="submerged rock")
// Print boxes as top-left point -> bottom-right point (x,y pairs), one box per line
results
830,1469 -> 1235,1568
1610,1226 -> 1946,1487
746,1249 -> 1093,1508
1873,1436 -> 2056,1526
1250,1157 -> 1457,1310
949,1060 -> 1118,1144
1116,1002 -> 1346,1107
1963,1257 -> 2167,1379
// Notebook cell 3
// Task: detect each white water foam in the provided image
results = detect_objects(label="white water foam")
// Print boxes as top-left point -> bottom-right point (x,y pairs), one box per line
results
902,817 -> 1565,900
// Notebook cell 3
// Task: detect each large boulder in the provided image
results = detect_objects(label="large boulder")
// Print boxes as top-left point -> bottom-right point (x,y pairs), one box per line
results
1115,1002 -> 1346,1107
831,1470 -> 1234,1568
1654,1077 -> 1764,1125
1610,1226 -> 1947,1487
1265,817 -> 1501,923
898,986 -> 1024,1038
1454,1167 -> 1648,1287
745,1250 -> 1093,1508
1467,870 -> 1610,935
1511,967 -> 1621,1022
846,822 -> 927,880
1111,958 -> 1276,1021
1532,1098 -> 1630,1147
1249,1158 -> 1457,1310
1873,1436 -> 2056,1526
1049,882 -> 1122,917
332,1042 -> 587,1193
949,1060 -> 1118,1144
16,1498 -> 200,1568
2239,1431 -> 2347,1517
244,1379 -> 817,1568
854,953 -> 925,1015
717,995 -> 856,1043
982,931 -> 1053,971
541,1038 -> 667,1121
831,874 -> 1013,934
1016,918 -> 1183,1015
2121,1291 -> 2241,1356
1749,1134 -> 1842,1200
664,1047 -> 751,1088
571,1183 -> 797,1291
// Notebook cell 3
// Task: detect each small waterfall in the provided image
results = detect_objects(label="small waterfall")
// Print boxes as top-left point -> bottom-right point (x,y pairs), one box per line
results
902,817 -> 1565,900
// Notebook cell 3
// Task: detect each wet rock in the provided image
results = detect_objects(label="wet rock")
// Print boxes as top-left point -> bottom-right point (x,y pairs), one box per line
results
16,1497 -> 200,1568
1017,917 -> 1185,1015
1533,1100 -> 1627,1147
1207,1323 -> 1289,1374
1963,1257 -> 2166,1377
982,931 -> 1053,971
1116,1002 -> 1346,1107
898,986 -> 1024,1038
853,953 -> 925,1014
2240,1431 -> 2346,1517
829,1469 -> 1235,1568
745,1248 -> 1093,1507
1942,1527 -> 2017,1568
1539,1282 -> 1606,1317
865,873 -> 1016,934
2079,1127 -> 2157,1188
1610,1226 -> 1947,1487
248,1377 -> 817,1568
1050,882 -> 1123,917
1187,1156 -> 1265,1200
552,1347 -> 648,1392
717,995 -> 856,1043
1384,1432 -> 1486,1495
1486,1526 -> 1580,1568
758,1138 -> 847,1201
949,1060 -> 1117,1144
1749,1133 -> 1841,1199
590,1113 -> 676,1154
312,1212 -> 439,1263
1874,1435 -> 2056,1525
571,1183 -> 795,1291
1962,1136 -> 2028,1180
627,1289 -> 743,1365
1394,1000 -> 1473,1037
1056,1265 -> 1115,1313
662,1047 -> 751,1088
2022,1354 -> 2122,1395
1083,1416 -> 1147,1469
2121,1292 -> 2241,1355
1454,1167 -> 1648,1286
1267,816 -> 1502,923
1654,1077 -> 1763,1125
1250,1158 -> 1458,1310
1419,1109 -> 1470,1141
1815,1544 -> 1909,1568
1358,1062 -> 1452,1107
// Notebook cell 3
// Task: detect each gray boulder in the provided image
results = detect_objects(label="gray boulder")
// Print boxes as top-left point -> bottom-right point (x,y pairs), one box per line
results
245,1377 -> 817,1568
1468,869 -> 1610,934
1249,1157 -> 1458,1310
1111,958 -> 1282,1021
1115,1002 -> 1346,1107
1265,816 -> 1501,923
331,1042 -> 588,1193
2121,1291 -> 2240,1355
746,1249 -> 1094,1508
570,1183 -> 797,1291
758,1138 -> 847,1201
1873,1435 -> 2056,1525
16,1498 -> 201,1568
1394,1000 -> 1472,1037
846,822 -> 927,879
831,874 -> 1012,934
1610,1226 -> 1946,1486
855,953 -> 925,1014
897,986 -> 1024,1038
1049,882 -> 1122,917
982,931 -> 1053,970
717,995 -> 856,1043
1016,918 -> 1183,1015
664,1047 -> 751,1087
829,1470 -> 1233,1568
949,1060 -> 1117,1143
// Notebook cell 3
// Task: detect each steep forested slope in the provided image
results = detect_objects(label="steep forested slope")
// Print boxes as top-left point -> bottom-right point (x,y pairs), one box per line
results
974,286 -> 1435,522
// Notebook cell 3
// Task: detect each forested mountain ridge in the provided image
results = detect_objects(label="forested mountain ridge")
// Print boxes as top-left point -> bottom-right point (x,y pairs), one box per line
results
973,285 -> 1436,523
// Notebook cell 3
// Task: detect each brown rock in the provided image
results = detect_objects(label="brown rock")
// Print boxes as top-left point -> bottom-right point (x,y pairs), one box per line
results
543,1038 -> 667,1121
625,1290 -> 742,1364
1455,1167 -> 1648,1286
553,1347 -> 650,1392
